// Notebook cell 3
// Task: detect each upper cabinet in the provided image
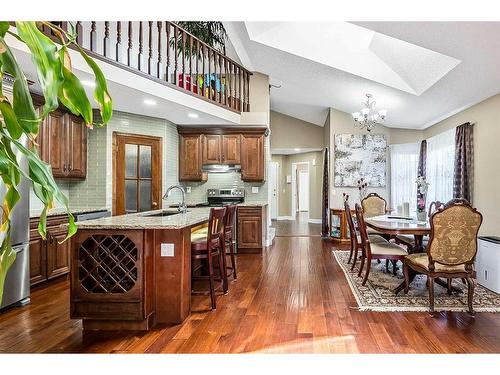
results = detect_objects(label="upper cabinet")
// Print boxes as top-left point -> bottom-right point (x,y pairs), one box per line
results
241,134 -> 264,182
179,134 -> 207,181
202,135 -> 222,165
222,135 -> 241,165
178,128 -> 265,182
34,96 -> 88,179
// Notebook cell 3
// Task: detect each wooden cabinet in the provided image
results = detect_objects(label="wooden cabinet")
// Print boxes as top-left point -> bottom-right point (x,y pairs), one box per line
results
178,128 -> 265,182
329,208 -> 354,244
202,135 -> 222,164
36,101 -> 87,179
65,114 -> 87,178
179,134 -> 207,181
29,232 -> 47,286
237,206 -> 263,252
222,134 -> 241,164
241,134 -> 264,182
29,215 -> 71,286
46,230 -> 71,279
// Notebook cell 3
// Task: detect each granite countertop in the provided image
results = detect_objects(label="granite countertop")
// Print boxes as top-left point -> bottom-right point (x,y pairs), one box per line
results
237,201 -> 268,207
30,207 -> 109,219
75,207 -> 211,230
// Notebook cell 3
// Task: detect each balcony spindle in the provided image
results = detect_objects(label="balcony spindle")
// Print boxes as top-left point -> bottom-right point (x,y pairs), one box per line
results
127,22 -> 133,67
138,21 -> 144,71
174,25 -> 178,86
166,22 -> 170,83
148,21 -> 153,75
157,21 -> 163,79
196,40 -> 200,95
182,31 -> 186,89
219,54 -> 223,104
224,58 -> 228,107
208,47 -> 211,100
90,21 -> 96,52
238,67 -> 242,111
103,21 -> 110,57
189,35 -> 193,92
202,44 -> 206,97
116,21 -> 122,62
75,21 -> 83,45
246,72 -> 250,112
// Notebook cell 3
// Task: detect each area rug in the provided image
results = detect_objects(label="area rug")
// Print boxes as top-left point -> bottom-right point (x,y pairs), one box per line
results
332,249 -> 500,312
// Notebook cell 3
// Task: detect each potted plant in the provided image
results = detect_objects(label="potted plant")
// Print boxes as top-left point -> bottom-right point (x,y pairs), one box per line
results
0,21 -> 112,304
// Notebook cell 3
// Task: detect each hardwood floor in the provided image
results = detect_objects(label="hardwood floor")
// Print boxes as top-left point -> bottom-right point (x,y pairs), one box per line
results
272,212 -> 322,237
0,236 -> 499,353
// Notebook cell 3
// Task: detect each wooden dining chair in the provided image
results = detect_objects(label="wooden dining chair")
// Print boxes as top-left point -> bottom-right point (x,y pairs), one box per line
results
355,203 -> 408,286
396,201 -> 443,250
344,195 -> 387,271
223,205 -> 238,280
403,199 -> 483,315
361,193 -> 387,218
191,207 -> 228,310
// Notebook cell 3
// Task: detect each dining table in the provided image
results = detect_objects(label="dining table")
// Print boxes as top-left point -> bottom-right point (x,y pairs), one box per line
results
364,214 -> 460,295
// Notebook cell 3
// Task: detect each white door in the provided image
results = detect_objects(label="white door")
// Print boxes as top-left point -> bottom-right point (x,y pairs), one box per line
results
298,170 -> 309,212
269,162 -> 278,220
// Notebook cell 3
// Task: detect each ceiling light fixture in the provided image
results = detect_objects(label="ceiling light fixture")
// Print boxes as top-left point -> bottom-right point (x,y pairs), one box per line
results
351,94 -> 387,132
294,148 -> 301,152
188,113 -> 199,119
143,99 -> 157,106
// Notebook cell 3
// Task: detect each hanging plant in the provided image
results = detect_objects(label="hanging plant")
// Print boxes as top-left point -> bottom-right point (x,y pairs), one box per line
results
0,21 -> 112,304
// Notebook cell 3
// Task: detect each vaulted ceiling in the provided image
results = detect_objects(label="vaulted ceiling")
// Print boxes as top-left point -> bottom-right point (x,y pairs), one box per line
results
224,22 -> 500,129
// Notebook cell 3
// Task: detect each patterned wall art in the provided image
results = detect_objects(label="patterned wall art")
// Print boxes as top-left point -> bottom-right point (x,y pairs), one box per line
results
334,134 -> 387,187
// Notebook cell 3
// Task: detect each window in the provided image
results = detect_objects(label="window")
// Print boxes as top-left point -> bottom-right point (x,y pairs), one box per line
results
425,128 -> 456,207
390,143 -> 419,214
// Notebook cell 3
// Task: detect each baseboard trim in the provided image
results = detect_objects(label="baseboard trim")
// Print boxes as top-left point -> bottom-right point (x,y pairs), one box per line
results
308,218 -> 322,224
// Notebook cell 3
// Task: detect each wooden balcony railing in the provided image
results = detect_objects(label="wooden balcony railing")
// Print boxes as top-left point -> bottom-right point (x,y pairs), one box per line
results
39,21 -> 251,112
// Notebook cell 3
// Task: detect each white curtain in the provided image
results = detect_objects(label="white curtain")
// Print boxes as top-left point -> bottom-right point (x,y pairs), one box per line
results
390,143 -> 419,214
426,128 -> 456,207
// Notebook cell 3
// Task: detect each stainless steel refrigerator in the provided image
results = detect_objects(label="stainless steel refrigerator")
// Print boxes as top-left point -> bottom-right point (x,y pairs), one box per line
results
0,79 -> 30,310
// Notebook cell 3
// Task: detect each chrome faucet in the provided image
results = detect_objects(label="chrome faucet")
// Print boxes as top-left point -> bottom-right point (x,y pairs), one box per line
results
163,185 -> 187,213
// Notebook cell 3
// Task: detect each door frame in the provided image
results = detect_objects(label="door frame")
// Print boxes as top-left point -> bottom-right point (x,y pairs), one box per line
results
291,161 -> 309,220
112,132 -> 163,216
268,161 -> 279,220
298,169 -> 310,212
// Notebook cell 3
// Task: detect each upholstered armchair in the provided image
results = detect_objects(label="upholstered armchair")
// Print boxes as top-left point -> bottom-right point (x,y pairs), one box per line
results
403,199 -> 483,315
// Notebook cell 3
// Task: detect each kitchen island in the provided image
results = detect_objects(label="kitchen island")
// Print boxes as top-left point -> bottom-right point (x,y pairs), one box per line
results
70,208 -> 211,331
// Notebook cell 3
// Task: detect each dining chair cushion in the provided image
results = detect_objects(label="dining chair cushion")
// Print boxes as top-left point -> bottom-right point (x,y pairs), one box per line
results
357,234 -> 387,244
362,195 -> 386,217
405,253 -> 467,273
370,242 -> 408,256
396,234 -> 429,247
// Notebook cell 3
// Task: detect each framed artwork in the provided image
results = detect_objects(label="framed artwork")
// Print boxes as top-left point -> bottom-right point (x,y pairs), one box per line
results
334,134 -> 387,187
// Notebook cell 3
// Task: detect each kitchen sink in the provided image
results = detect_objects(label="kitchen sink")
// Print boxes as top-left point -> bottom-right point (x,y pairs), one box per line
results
141,210 -> 188,217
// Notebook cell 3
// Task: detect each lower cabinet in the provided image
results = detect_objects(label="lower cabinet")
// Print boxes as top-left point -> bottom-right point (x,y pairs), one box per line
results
237,206 -> 263,253
29,215 -> 71,286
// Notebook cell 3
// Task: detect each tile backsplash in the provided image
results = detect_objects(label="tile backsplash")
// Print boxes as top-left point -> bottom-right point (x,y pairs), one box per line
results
179,172 -> 267,204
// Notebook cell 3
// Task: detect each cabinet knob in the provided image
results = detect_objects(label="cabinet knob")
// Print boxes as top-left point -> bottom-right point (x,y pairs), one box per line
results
152,202 -> 158,208
68,164 -> 72,172
63,164 -> 67,172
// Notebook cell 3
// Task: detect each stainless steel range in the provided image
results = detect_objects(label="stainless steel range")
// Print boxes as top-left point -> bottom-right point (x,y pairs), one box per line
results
205,188 -> 245,207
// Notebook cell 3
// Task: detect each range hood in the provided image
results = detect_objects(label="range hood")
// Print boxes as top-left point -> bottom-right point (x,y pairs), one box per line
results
202,164 -> 241,173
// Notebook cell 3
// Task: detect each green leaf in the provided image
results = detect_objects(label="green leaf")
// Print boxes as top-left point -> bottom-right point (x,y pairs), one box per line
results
0,22 -> 8,38
76,46 -> 113,124
57,48 -> 93,125
0,36 -> 39,135
0,98 -> 23,139
15,22 -> 63,117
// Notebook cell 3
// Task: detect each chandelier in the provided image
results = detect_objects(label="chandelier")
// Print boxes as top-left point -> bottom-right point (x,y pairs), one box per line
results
351,94 -> 387,132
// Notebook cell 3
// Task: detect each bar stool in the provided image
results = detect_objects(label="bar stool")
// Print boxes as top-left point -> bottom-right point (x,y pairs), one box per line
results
224,205 -> 237,280
191,207 -> 228,310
